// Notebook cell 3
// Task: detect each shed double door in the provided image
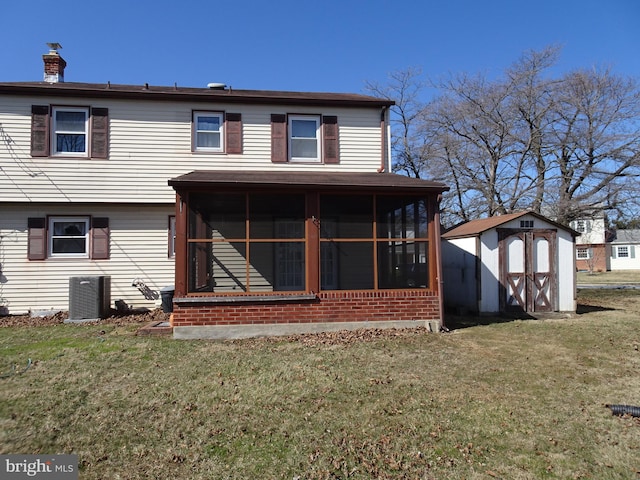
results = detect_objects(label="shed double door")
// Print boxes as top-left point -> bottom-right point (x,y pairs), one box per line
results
498,229 -> 557,313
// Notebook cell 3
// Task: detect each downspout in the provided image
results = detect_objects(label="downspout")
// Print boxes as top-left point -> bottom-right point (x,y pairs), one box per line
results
434,194 -> 446,330
378,106 -> 390,172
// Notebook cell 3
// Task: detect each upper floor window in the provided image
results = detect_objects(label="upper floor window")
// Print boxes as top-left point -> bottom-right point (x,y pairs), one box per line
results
574,220 -> 591,234
31,105 -> 109,159
194,112 -> 224,152
288,115 -> 320,162
271,114 -> 339,164
52,107 -> 88,155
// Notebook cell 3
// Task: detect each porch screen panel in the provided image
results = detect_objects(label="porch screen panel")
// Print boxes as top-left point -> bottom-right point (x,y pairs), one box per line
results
187,192 -> 308,293
376,196 -> 429,289
334,242 -> 374,290
249,194 -> 305,238
319,195 -> 373,238
319,195 -> 374,290
378,241 -> 429,288
189,193 -> 245,239
188,242 -> 213,292
210,242 -> 248,292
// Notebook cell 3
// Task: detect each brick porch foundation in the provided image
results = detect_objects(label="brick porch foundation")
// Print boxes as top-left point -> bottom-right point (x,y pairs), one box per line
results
172,290 -> 442,339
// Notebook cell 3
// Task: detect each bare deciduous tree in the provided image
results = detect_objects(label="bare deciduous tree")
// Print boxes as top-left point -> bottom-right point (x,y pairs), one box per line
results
369,47 -> 640,227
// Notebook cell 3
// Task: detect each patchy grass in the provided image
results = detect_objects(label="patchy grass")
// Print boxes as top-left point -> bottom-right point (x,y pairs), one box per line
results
577,269 -> 640,285
1,291 -> 639,479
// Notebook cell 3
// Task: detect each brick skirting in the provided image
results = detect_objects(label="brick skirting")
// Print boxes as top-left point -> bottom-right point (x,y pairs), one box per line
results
171,290 -> 441,328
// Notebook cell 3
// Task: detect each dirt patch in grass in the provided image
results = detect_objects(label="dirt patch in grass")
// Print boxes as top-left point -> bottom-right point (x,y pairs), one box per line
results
0,308 -> 169,328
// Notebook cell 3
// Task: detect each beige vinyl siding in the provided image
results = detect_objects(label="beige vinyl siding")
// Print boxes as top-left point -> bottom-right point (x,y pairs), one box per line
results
0,204 -> 175,315
0,98 -> 384,204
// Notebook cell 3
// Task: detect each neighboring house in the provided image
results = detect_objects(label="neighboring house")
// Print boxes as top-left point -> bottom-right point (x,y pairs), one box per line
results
570,215 -> 611,272
609,229 -> 640,270
0,46 -> 449,338
441,212 -> 577,316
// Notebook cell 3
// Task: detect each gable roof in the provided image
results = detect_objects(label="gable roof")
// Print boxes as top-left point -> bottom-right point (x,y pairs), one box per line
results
611,229 -> 640,244
0,81 -> 394,108
442,211 -> 578,239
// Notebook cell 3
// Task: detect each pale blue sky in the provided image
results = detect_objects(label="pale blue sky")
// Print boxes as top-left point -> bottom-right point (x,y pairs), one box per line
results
2,0 -> 638,98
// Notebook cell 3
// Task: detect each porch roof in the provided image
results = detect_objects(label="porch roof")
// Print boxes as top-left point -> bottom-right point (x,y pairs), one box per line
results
168,170 -> 449,193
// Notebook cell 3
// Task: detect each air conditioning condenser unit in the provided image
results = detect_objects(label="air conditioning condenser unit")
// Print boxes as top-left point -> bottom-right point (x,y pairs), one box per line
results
68,276 -> 111,322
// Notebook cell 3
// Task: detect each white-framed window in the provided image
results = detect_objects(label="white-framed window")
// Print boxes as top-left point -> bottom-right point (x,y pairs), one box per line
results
48,216 -> 90,258
52,106 -> 89,156
194,112 -> 224,152
288,115 -> 320,162
520,220 -> 534,229
576,247 -> 591,259
573,220 -> 592,234
169,216 -> 176,258
617,246 -> 629,258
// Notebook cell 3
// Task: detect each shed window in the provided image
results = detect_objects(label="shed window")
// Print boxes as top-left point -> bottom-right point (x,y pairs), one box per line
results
520,220 -> 534,229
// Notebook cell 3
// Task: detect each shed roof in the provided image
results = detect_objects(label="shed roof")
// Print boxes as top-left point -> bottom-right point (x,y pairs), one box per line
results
0,81 -> 394,108
168,170 -> 448,193
442,211 -> 577,239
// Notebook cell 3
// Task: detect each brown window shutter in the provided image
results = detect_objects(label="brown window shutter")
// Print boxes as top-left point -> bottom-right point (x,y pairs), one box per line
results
90,108 -> 109,159
31,105 -> 50,157
27,217 -> 46,260
225,113 -> 242,154
91,217 -> 110,259
323,115 -> 339,164
271,114 -> 287,163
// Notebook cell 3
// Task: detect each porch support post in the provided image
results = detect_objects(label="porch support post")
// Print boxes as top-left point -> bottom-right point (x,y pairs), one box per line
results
174,191 -> 188,297
306,192 -> 320,293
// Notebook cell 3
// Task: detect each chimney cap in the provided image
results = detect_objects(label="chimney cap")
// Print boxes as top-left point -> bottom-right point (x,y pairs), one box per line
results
46,42 -> 62,53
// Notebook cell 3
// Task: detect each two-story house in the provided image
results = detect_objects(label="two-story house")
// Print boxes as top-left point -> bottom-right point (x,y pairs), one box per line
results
570,214 -> 611,272
0,47 -> 448,338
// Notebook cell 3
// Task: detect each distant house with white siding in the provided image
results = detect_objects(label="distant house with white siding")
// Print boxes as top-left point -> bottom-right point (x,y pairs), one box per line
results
0,46 -> 448,338
609,229 -> 640,270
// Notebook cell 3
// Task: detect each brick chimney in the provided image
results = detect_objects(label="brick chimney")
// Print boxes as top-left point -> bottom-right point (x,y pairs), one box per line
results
43,43 -> 66,83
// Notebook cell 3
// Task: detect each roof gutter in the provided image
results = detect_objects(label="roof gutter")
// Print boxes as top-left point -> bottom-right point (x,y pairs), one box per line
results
0,83 -> 395,109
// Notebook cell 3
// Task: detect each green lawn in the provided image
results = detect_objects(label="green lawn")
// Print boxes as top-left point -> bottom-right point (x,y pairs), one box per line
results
577,269 -> 640,285
1,289 -> 639,479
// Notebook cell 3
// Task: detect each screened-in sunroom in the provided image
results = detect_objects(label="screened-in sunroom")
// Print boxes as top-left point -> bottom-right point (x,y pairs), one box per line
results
168,170 -> 448,339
